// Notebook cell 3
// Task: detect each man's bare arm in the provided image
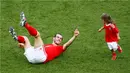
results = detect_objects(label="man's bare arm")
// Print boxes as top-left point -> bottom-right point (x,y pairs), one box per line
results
63,29 -> 79,50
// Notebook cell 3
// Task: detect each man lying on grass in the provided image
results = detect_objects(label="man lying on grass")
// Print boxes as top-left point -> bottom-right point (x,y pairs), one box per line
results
9,12 -> 80,64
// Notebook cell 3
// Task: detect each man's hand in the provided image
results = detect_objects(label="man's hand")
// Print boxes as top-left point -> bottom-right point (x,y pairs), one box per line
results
63,29 -> 79,50
74,29 -> 80,37
18,43 -> 24,48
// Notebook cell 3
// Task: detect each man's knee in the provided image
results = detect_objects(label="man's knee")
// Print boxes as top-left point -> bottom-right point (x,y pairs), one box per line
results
22,36 -> 32,48
23,36 -> 29,41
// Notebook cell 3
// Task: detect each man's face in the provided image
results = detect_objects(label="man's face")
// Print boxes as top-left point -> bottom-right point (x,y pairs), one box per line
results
53,34 -> 63,45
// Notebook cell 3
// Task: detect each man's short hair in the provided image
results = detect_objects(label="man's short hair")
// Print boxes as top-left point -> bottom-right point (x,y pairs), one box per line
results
53,33 -> 63,40
53,33 -> 62,37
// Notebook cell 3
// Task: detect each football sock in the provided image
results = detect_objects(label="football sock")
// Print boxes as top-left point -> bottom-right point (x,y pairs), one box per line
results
24,22 -> 38,36
112,52 -> 116,56
117,45 -> 122,53
17,36 -> 25,43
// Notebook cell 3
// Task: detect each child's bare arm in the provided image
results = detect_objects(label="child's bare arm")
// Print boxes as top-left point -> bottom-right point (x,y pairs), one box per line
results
117,33 -> 120,40
98,26 -> 104,32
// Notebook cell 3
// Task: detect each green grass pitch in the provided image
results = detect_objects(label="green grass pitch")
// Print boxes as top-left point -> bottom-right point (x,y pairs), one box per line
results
1,0 -> 130,73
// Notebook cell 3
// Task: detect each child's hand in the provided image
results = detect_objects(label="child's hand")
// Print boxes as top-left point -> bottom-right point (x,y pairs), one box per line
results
118,36 -> 121,40
98,26 -> 104,32
98,29 -> 102,32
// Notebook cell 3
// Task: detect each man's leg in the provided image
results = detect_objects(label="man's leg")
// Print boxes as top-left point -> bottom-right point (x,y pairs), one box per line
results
20,12 -> 37,36
18,36 -> 32,49
9,27 -> 32,49
9,27 -> 45,63
20,21 -> 44,48
33,32 -> 44,48
23,22 -> 44,48
19,12 -> 44,48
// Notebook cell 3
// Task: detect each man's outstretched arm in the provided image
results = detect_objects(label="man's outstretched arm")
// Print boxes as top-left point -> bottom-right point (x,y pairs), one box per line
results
63,29 -> 80,50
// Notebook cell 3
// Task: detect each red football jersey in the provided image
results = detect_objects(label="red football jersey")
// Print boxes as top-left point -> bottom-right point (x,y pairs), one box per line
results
104,23 -> 119,42
43,44 -> 64,63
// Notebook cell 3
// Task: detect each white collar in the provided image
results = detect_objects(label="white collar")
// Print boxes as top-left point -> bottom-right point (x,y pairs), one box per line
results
105,23 -> 112,26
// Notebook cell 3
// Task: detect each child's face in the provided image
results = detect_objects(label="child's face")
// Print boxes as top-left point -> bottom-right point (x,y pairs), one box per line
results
102,19 -> 105,23
102,19 -> 107,24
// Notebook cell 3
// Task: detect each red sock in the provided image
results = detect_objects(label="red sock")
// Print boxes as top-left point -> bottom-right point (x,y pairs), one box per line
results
112,52 -> 117,60
118,46 -> 120,50
25,22 -> 37,36
112,52 -> 116,56
17,36 -> 25,43
117,46 -> 122,53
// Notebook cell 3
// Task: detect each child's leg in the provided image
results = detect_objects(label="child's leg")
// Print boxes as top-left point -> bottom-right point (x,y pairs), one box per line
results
107,42 -> 117,60
111,42 -> 121,60
111,49 -> 117,60
117,44 -> 123,53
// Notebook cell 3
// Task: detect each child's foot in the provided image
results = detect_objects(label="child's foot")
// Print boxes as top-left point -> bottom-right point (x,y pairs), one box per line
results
111,54 -> 117,60
117,46 -> 123,53
9,27 -> 18,41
